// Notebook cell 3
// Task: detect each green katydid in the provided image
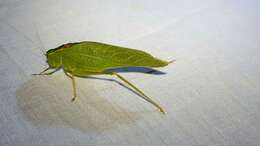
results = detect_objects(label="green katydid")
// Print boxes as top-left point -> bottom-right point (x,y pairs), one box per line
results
33,41 -> 174,114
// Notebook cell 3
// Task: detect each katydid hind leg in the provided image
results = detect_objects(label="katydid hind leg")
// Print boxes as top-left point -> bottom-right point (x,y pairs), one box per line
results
110,72 -> 165,114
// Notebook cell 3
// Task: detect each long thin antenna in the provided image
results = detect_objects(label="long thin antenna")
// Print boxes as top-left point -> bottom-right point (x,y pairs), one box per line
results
1,20 -> 46,59
33,22 -> 46,56
1,20 -> 35,44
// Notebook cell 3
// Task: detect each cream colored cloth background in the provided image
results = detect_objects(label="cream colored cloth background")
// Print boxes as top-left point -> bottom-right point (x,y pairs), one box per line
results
0,0 -> 260,145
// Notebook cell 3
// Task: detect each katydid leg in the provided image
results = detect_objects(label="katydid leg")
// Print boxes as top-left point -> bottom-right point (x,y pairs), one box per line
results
64,71 -> 77,102
32,67 -> 59,75
111,72 -> 165,114
32,67 -> 50,75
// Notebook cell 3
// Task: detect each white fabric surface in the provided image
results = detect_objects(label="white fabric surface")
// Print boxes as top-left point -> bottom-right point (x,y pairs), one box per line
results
0,0 -> 260,145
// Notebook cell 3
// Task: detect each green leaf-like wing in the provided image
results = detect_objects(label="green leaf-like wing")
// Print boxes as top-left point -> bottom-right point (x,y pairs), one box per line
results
61,41 -> 172,72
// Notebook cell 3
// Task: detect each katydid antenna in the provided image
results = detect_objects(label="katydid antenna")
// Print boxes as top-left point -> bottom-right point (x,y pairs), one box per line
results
1,20 -> 46,59
33,22 -> 46,57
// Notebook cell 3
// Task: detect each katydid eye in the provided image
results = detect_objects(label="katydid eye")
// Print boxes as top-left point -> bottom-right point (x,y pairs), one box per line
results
46,49 -> 56,54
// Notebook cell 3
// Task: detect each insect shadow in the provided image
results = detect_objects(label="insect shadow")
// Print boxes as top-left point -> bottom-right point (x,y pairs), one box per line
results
16,67 -> 165,133
79,67 -> 166,102
16,75 -> 146,133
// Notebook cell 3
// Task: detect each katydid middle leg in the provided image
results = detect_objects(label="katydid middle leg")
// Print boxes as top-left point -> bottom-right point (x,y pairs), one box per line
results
64,71 -> 77,102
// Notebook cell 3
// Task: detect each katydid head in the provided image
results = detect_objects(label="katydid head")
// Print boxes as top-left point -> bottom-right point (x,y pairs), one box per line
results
46,48 -> 62,68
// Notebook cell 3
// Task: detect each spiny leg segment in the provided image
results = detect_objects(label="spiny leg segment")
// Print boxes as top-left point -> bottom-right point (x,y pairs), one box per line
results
110,72 -> 165,114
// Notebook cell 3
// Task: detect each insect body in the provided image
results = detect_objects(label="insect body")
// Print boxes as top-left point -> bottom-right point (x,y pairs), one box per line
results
34,41 -> 174,114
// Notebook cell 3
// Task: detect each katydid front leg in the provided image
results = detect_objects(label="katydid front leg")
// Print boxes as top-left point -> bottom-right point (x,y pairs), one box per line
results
32,67 -> 59,75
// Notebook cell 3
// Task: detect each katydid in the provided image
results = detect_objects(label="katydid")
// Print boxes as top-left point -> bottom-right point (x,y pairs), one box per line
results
33,41 -> 174,114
